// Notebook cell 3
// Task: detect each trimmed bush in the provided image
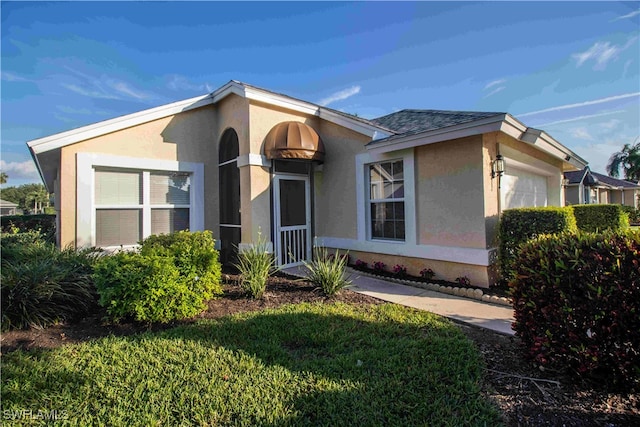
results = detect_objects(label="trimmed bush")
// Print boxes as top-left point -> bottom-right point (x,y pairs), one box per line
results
498,207 -> 577,281
510,230 -> 640,390
234,234 -> 276,299
572,204 -> 629,232
1,234 -> 99,330
139,230 -> 222,300
303,247 -> 351,296
95,231 -> 222,323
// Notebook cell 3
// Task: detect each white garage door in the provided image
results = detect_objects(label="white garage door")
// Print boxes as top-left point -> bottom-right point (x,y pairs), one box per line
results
501,168 -> 548,209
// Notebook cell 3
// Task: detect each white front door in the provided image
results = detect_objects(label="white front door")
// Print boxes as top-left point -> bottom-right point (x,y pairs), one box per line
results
274,175 -> 311,267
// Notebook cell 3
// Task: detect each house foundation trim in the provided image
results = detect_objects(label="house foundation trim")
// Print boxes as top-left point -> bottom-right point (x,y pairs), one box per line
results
316,236 -> 494,267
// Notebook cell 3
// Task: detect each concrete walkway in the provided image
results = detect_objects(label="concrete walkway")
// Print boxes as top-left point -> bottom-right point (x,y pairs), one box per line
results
282,266 -> 515,336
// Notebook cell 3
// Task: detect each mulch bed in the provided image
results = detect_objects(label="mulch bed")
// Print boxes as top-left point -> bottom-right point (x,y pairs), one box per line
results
1,273 -> 638,426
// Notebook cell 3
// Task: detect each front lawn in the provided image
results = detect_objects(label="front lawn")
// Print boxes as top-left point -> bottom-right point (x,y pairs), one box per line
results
2,302 -> 501,426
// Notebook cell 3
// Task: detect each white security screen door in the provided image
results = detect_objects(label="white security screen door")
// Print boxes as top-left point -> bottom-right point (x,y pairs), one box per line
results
274,175 -> 311,267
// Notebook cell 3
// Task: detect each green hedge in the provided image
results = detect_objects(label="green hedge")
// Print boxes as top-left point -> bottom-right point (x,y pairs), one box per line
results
498,207 -> 577,281
95,231 -> 223,323
1,214 -> 55,243
510,230 -> 640,390
572,204 -> 629,232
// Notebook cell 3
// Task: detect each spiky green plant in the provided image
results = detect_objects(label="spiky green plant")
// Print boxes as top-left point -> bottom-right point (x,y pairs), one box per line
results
303,247 -> 351,296
1,241 -> 101,330
234,234 -> 276,299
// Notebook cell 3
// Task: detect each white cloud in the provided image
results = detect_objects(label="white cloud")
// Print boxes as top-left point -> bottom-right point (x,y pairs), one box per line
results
600,119 -> 622,130
318,86 -> 361,106
484,79 -> 506,90
62,66 -> 155,101
167,75 -> 212,93
610,10 -> 640,22
483,86 -> 505,98
62,83 -> 120,100
570,127 -> 593,140
109,81 -> 152,100
518,92 -> 640,117
572,37 -> 638,70
1,71 -> 30,82
0,160 -> 39,180
535,110 -> 625,127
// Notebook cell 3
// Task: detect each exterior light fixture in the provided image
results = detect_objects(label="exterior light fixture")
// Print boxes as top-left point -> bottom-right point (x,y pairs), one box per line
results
562,178 -> 570,187
491,154 -> 505,188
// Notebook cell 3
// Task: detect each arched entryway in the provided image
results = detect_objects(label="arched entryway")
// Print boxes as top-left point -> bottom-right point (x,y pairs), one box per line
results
264,121 -> 325,267
218,128 -> 241,266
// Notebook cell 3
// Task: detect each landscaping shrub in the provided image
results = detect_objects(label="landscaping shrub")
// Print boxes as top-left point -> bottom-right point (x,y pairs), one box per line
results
95,231 -> 222,323
498,207 -> 577,281
572,204 -> 629,232
234,234 -> 276,299
621,205 -> 640,225
139,230 -> 222,300
0,214 -> 56,243
303,247 -> 351,296
510,230 -> 640,390
1,235 -> 99,330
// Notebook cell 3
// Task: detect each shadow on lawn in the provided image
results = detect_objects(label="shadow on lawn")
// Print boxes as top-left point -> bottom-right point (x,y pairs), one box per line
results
157,304 -> 501,426
2,305 -> 503,426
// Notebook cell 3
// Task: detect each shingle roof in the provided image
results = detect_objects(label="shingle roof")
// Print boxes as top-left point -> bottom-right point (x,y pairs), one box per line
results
563,167 -> 640,188
370,109 -> 505,136
591,171 -> 640,188
564,169 -> 588,185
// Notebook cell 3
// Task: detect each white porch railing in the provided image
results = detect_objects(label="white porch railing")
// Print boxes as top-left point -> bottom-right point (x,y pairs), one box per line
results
279,225 -> 309,267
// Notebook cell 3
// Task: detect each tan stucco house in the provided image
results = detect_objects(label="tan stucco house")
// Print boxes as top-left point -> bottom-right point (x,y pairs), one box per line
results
564,166 -> 640,208
27,81 -> 587,287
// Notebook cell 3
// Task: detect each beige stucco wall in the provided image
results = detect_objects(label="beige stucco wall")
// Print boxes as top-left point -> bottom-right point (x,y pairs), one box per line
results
59,104 -> 219,248
415,135 -> 487,249
315,120 -> 370,239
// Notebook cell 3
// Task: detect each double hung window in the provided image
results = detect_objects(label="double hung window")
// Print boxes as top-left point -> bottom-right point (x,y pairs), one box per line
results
94,169 -> 191,247
369,160 -> 405,241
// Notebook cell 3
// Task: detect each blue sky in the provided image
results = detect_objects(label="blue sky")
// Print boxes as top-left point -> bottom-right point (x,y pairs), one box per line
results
2,1 -> 639,187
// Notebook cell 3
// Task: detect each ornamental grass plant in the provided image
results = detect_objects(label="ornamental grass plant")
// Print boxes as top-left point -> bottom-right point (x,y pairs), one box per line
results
234,234 -> 277,299
303,247 -> 351,296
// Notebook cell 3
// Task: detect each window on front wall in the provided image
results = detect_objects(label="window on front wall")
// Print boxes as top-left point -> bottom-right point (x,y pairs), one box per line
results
94,169 -> 190,247
369,160 -> 405,241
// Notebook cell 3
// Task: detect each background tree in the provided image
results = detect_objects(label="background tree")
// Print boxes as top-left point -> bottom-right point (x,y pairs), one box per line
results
0,183 -> 51,213
0,172 -> 7,184
606,140 -> 640,181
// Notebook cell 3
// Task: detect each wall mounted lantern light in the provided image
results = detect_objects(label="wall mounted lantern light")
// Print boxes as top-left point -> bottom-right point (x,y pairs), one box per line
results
491,154 -> 505,189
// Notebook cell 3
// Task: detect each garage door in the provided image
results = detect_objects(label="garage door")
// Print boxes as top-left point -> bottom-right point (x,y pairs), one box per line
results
501,168 -> 548,209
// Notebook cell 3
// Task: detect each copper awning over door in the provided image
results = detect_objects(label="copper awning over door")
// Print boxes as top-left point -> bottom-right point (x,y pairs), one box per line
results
264,121 -> 325,162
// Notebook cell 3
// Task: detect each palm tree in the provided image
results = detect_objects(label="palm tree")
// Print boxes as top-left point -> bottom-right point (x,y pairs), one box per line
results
607,140 -> 640,182
0,172 -> 7,184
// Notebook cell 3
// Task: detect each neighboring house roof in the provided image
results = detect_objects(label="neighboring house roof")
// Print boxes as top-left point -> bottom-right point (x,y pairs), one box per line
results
371,109 -> 505,135
563,167 -> 640,189
591,170 -> 640,188
0,198 -> 18,207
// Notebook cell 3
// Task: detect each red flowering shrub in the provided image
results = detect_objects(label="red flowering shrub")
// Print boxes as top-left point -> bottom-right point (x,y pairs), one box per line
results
510,230 -> 640,390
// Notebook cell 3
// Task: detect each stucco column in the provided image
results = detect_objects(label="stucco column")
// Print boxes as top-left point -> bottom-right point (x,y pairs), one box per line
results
238,161 -> 272,248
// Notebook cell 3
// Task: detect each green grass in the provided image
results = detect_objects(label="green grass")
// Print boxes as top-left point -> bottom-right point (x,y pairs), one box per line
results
2,303 -> 502,426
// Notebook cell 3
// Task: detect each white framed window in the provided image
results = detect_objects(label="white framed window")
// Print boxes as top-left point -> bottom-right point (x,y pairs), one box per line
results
77,153 -> 204,249
368,160 -> 405,241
